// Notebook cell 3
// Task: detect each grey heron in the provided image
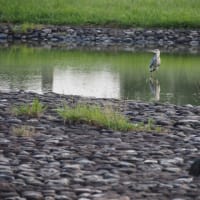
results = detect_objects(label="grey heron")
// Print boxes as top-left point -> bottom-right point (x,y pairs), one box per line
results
149,49 -> 161,73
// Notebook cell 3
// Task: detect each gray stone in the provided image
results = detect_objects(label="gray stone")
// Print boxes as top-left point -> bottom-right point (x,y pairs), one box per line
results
54,195 -> 70,200
7,118 -> 22,124
0,139 -> 10,145
190,41 -> 199,46
62,164 -> 81,170
160,157 -> 184,166
96,137 -> 122,144
175,177 -> 193,183
144,159 -> 158,164
22,191 -> 43,200
0,155 -> 10,163
42,28 -> 52,34
0,33 -> 7,39
40,168 -> 60,178
76,158 -> 95,165
165,167 -> 181,173
84,175 -> 104,182
46,178 -> 69,186
124,150 -> 138,155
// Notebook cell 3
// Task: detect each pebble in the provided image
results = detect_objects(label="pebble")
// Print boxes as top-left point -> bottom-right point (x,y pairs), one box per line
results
160,157 -> 184,166
175,178 -> 193,183
22,191 -> 43,200
144,159 -> 158,164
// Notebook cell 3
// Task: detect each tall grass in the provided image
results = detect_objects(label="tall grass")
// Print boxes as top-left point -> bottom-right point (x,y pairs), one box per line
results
0,0 -> 199,28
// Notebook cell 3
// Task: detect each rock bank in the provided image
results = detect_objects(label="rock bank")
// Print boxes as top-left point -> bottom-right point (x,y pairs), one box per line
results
0,91 -> 200,200
0,24 -> 200,53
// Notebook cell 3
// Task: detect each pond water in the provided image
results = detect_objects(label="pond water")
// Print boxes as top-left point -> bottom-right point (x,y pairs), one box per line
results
0,46 -> 200,105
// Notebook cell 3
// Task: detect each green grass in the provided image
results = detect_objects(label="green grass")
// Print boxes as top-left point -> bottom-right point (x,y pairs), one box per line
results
13,99 -> 46,118
57,104 -> 160,132
0,0 -> 200,28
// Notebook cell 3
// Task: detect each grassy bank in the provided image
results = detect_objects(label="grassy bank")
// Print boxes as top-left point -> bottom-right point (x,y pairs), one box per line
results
0,0 -> 199,28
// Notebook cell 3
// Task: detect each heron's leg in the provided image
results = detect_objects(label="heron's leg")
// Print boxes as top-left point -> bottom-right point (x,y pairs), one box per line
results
150,71 -> 154,77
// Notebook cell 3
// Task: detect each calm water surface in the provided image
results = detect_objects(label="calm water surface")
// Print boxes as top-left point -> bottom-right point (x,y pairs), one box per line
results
0,46 -> 200,105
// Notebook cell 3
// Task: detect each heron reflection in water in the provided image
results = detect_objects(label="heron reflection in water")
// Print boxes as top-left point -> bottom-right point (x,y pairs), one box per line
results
149,49 -> 161,74
149,76 -> 160,101
148,49 -> 161,101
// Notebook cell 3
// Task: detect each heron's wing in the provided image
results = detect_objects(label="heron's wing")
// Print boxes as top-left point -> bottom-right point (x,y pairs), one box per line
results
149,55 -> 156,70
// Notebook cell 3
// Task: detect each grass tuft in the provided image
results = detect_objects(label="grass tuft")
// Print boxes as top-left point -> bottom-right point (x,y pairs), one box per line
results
13,98 -> 46,118
57,104 -> 161,132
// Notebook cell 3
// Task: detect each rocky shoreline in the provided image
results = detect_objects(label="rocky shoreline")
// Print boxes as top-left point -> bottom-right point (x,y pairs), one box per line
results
0,91 -> 200,200
0,24 -> 200,53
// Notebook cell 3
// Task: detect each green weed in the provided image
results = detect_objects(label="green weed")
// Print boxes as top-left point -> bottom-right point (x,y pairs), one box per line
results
57,104 -> 161,132
13,98 -> 46,118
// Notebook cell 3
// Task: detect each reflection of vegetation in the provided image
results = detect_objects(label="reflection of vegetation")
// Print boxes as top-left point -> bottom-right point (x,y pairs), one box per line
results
13,99 -> 46,118
0,0 -> 200,28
